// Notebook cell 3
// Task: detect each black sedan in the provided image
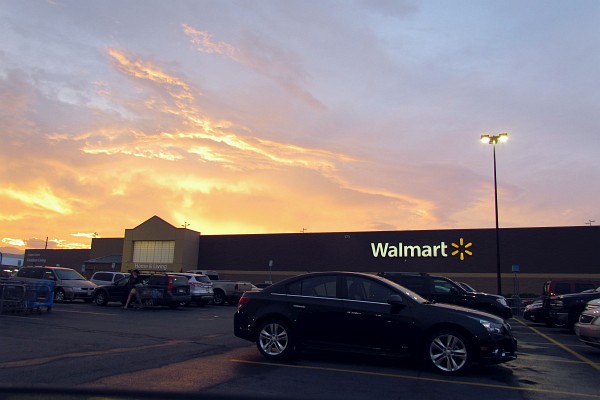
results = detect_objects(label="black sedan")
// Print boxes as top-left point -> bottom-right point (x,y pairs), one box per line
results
234,272 -> 517,375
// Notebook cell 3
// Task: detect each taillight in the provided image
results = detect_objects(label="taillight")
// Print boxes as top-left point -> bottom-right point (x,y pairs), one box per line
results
237,295 -> 251,309
167,276 -> 173,293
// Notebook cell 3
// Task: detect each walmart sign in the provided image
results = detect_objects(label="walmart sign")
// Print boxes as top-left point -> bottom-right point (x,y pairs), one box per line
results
371,238 -> 473,261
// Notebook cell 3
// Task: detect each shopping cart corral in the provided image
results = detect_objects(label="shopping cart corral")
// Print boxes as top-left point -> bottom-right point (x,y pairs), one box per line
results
0,281 -> 54,314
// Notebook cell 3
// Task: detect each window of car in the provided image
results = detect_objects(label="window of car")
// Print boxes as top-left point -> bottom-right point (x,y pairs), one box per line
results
285,275 -> 337,298
431,278 -> 459,295
170,276 -> 188,286
194,275 -> 211,284
345,277 -> 395,303
394,275 -> 427,293
54,269 -> 85,280
41,269 -> 56,280
93,272 -> 110,281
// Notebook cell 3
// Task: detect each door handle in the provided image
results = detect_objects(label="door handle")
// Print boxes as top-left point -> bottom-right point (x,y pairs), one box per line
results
346,311 -> 361,315
293,304 -> 306,309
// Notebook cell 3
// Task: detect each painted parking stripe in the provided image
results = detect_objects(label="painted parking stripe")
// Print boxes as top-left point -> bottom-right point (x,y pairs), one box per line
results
513,318 -> 600,372
231,359 -> 600,399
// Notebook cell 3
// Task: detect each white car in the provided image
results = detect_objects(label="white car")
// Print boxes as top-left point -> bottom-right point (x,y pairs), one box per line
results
574,298 -> 600,348
90,271 -> 130,286
171,273 -> 214,306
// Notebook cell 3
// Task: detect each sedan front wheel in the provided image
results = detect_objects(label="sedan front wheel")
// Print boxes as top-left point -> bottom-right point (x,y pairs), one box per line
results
94,291 -> 108,306
425,330 -> 471,375
256,319 -> 294,360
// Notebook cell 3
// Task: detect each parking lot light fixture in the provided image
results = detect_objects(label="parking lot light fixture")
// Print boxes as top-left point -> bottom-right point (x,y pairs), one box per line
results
480,132 -> 509,296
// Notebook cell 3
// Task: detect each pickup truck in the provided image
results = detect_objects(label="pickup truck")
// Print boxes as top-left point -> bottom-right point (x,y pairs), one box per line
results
186,270 -> 257,305
544,287 -> 600,330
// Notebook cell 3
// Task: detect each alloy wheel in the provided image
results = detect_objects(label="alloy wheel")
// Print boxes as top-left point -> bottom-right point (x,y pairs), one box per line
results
428,332 -> 469,374
258,322 -> 289,357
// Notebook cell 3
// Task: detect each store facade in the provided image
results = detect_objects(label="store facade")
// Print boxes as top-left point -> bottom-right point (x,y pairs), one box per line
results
23,216 -> 600,296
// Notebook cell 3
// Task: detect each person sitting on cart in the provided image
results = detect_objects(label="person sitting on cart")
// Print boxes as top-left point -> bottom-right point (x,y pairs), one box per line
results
123,269 -> 144,309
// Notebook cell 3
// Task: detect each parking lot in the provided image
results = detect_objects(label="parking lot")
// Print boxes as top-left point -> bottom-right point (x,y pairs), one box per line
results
0,301 -> 599,400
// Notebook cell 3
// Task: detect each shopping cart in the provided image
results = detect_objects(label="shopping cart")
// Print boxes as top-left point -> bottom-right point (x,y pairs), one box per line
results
0,280 -> 54,314
23,281 -> 54,313
0,283 -> 27,314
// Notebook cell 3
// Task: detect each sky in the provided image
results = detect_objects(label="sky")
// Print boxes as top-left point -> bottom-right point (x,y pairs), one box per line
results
1,0 -> 599,254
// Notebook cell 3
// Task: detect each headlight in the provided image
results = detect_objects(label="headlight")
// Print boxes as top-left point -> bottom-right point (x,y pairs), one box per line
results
496,297 -> 508,307
480,320 -> 504,334
585,303 -> 600,311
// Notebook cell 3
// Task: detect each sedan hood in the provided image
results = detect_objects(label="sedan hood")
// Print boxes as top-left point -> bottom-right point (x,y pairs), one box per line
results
427,302 -> 505,323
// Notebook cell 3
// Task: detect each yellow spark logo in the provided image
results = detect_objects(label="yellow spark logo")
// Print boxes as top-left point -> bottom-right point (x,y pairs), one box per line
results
451,238 -> 473,261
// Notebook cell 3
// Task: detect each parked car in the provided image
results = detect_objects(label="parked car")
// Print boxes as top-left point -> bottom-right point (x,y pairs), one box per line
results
170,272 -> 214,306
523,298 -> 544,323
0,268 -> 18,281
93,273 -> 191,309
543,279 -> 600,298
15,266 -> 97,302
377,272 -> 512,319
574,299 -> 600,348
90,271 -> 130,286
545,287 -> 600,330
234,271 -> 517,375
186,270 -> 255,306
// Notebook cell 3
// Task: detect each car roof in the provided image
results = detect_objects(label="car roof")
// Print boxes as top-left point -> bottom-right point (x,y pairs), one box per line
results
171,272 -> 207,277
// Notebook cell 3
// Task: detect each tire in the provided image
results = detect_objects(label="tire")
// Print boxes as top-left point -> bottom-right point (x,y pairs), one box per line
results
54,288 -> 66,302
255,319 -> 295,360
425,330 -> 472,375
213,290 -> 226,306
94,291 -> 108,306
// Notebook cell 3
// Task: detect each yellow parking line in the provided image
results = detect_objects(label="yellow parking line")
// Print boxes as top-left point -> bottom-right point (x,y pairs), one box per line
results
513,318 -> 600,372
231,359 -> 600,398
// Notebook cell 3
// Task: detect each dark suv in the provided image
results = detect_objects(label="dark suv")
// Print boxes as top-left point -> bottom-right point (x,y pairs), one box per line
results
93,273 -> 191,309
545,287 -> 600,330
378,272 -> 512,319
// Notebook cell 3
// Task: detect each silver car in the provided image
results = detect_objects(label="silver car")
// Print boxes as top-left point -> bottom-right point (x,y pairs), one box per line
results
171,273 -> 214,306
15,267 -> 98,302
574,298 -> 600,348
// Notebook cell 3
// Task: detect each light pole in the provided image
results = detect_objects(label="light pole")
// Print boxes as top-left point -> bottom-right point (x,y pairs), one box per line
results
480,132 -> 508,296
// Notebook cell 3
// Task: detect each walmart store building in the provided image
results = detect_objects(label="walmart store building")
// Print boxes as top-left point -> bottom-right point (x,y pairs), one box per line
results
23,216 -> 600,295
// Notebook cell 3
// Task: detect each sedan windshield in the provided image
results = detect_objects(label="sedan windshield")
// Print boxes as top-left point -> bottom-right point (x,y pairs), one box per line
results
54,269 -> 86,280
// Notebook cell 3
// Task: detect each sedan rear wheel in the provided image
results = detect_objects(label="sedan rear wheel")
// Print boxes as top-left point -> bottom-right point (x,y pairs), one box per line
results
426,331 -> 471,375
256,319 -> 294,360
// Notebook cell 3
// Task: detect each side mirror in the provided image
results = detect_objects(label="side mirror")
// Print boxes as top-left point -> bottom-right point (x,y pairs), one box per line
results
450,287 -> 460,295
387,295 -> 406,312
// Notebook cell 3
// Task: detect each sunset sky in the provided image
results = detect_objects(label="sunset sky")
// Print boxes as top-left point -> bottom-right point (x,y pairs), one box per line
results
1,1 -> 599,254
